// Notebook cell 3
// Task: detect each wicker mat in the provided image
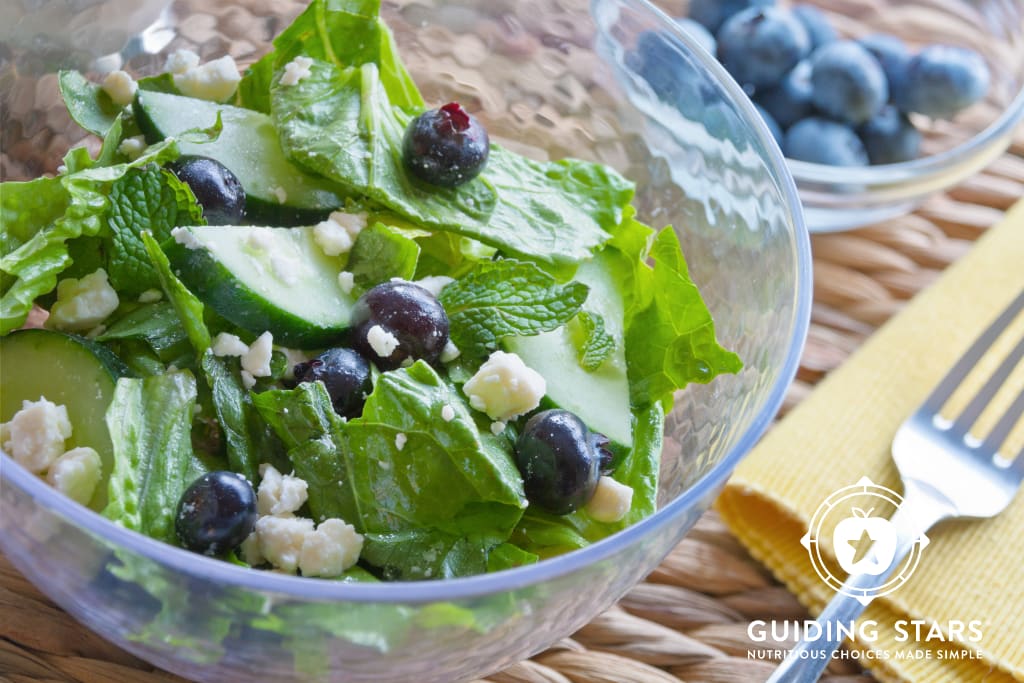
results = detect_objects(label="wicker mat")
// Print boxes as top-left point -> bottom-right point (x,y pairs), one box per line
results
3,141 -> 1021,683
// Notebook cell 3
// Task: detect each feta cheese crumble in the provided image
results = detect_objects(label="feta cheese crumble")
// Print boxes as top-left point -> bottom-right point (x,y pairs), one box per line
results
165,49 -> 200,75
279,56 -> 314,87
394,433 -> 407,451
242,331 -> 274,379
270,253 -> 300,285
246,229 -> 273,251
47,269 -> 120,332
440,340 -> 461,363
312,217 -> 354,256
46,447 -> 102,505
173,55 -> 241,102
463,351 -> 546,421
137,288 -> 163,303
584,476 -> 634,523
490,421 -> 506,436
2,398 -> 73,474
117,135 -> 147,160
440,404 -> 456,422
211,332 -> 248,357
415,275 -> 454,297
337,271 -> 355,294
298,518 -> 363,577
366,325 -> 399,359
257,464 -> 309,517
240,370 -> 257,390
254,516 -> 314,573
270,186 -> 288,204
171,226 -> 203,250
101,70 -> 137,106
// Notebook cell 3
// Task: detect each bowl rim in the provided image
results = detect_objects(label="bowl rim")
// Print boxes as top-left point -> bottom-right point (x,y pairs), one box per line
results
0,0 -> 812,605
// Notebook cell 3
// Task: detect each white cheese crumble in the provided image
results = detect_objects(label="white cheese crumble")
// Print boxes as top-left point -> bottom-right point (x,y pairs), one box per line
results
440,340 -> 461,363
394,433 -> 407,451
2,398 -> 73,474
101,70 -> 137,106
240,370 -> 257,390
415,275 -> 454,298
312,217 -> 354,256
298,518 -> 363,577
440,404 -> 455,422
171,226 -> 202,250
584,476 -> 634,523
137,288 -> 163,303
330,210 -> 368,239
165,49 -> 200,75
254,515 -> 314,573
246,229 -> 273,251
366,325 -> 399,359
463,351 -> 546,421
46,447 -> 102,505
242,331 -> 274,379
117,135 -> 147,160
47,268 -> 120,332
337,271 -> 355,294
490,421 -> 506,436
211,332 -> 248,357
270,253 -> 300,285
270,186 -> 288,204
279,56 -> 314,87
173,55 -> 241,102
239,531 -> 264,566
257,464 -> 309,517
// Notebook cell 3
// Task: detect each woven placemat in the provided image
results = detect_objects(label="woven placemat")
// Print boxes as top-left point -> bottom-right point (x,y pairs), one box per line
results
3,0 -> 1024,679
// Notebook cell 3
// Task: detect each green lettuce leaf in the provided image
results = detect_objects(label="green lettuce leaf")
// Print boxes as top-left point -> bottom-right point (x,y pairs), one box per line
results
97,302 -> 190,361
272,60 -> 633,265
102,371 -> 207,542
438,259 -> 589,356
346,221 -> 420,293
57,70 -> 122,138
624,228 -> 742,405
141,231 -> 211,357
107,166 -> 205,293
510,402 -> 664,558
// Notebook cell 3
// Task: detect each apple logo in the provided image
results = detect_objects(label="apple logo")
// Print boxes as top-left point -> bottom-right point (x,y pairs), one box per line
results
832,507 -> 898,576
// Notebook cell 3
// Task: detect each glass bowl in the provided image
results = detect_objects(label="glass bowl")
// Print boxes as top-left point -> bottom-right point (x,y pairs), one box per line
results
657,0 -> 1024,233
0,1 -> 811,682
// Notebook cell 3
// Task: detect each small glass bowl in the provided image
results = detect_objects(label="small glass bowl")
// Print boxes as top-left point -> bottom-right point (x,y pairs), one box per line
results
0,1 -> 811,681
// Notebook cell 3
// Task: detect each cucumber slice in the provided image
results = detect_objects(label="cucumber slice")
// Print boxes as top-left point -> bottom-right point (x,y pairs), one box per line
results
503,253 -> 633,454
134,90 -> 345,225
164,225 -> 355,347
0,329 -> 130,511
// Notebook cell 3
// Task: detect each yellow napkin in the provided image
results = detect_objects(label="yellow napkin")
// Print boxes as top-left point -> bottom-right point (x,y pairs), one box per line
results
717,200 -> 1024,683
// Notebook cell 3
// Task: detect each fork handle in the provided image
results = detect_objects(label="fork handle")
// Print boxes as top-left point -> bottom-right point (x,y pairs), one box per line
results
766,484 -> 953,683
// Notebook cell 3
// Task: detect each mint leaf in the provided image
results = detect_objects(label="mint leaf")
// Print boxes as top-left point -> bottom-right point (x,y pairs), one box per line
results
58,70 -> 121,137
102,371 -> 207,542
575,311 -> 614,371
107,166 -> 205,293
347,221 -> 420,293
624,228 -> 742,405
438,259 -> 589,357
272,60 -> 633,265
141,231 -> 211,357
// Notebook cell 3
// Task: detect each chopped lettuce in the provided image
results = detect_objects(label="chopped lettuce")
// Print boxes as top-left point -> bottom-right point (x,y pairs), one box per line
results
346,221 -> 421,293
141,231 -> 211,357
102,371 -> 207,543
57,70 -> 122,138
271,59 -> 633,265
98,302 -> 191,361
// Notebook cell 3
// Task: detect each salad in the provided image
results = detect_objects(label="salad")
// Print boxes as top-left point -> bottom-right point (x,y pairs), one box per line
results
0,0 -> 740,582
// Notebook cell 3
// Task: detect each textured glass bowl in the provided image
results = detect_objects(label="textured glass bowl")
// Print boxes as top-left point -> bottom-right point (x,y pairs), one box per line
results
0,1 -> 811,682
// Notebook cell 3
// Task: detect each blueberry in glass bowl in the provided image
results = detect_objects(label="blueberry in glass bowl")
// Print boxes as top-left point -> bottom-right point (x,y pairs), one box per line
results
666,0 -> 1024,233
0,1 -> 811,681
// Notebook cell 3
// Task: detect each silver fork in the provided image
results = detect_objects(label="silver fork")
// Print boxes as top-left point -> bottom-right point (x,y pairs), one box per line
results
768,288 -> 1024,683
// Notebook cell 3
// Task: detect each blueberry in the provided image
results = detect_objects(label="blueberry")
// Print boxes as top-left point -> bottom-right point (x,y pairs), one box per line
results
167,155 -> 245,225
175,471 -> 258,556
294,348 -> 372,418
631,30 -> 707,120
893,45 -> 990,119
717,7 -> 811,90
756,60 -> 814,128
675,17 -> 716,55
514,409 -> 603,515
859,105 -> 922,164
754,103 -> 784,146
792,5 -> 837,50
784,117 -> 869,166
858,34 -> 912,92
809,41 -> 888,125
689,0 -> 775,33
349,281 -> 450,371
403,102 -> 489,187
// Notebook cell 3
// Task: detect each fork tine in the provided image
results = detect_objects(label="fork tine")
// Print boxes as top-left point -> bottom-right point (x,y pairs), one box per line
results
919,289 -> 1024,416
950,333 -> 1024,436
981,387 -> 1024,455
1010,443 -> 1024,480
